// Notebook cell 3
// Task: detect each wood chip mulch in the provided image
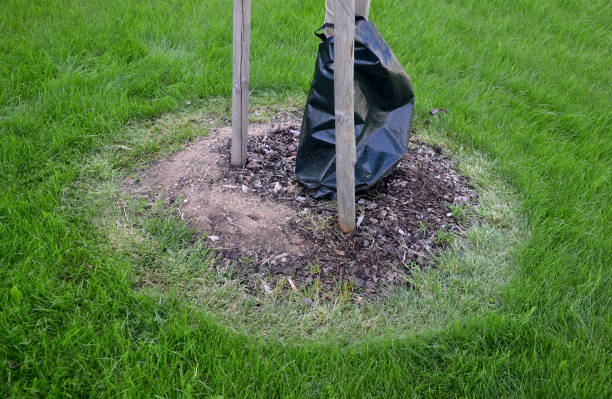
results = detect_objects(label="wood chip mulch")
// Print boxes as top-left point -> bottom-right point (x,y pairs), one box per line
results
215,126 -> 478,295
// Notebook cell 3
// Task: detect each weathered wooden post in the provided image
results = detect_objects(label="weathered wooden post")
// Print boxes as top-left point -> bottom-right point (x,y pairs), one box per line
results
231,0 -> 251,167
325,0 -> 370,232
334,0 -> 357,233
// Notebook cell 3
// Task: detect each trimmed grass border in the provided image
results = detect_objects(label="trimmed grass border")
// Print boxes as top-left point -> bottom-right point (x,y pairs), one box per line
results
77,100 -> 528,342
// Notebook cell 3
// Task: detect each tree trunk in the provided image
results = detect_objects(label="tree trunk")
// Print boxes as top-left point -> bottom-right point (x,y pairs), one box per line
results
325,0 -> 370,38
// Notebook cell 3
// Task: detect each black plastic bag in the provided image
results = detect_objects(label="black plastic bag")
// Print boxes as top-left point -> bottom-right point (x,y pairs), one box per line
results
296,16 -> 415,199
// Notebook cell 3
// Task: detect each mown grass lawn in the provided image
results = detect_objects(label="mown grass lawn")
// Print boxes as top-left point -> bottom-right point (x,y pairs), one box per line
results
1,0 -> 610,397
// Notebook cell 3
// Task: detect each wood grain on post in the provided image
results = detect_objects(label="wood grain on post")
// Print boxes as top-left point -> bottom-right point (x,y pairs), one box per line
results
231,0 -> 251,167
334,0 -> 357,233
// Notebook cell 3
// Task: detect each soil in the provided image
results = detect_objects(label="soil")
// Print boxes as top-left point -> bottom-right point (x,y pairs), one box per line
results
126,118 -> 477,296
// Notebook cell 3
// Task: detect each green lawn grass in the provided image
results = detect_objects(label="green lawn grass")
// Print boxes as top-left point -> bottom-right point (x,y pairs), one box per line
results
1,0 -> 610,397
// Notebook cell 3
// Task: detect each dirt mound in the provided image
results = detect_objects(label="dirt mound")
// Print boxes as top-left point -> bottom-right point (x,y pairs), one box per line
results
127,121 -> 477,295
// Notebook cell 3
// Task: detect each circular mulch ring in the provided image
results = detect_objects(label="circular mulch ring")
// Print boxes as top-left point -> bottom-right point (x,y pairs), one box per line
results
127,120 -> 477,296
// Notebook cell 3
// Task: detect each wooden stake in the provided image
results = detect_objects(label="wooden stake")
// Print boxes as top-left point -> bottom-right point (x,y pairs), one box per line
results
334,0 -> 356,233
231,0 -> 251,167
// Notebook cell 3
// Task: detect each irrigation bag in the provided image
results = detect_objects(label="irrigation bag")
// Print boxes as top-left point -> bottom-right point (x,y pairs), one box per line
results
295,16 -> 415,199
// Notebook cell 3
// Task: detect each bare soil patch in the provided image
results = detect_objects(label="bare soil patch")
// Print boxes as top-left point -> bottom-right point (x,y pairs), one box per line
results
126,119 -> 477,296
